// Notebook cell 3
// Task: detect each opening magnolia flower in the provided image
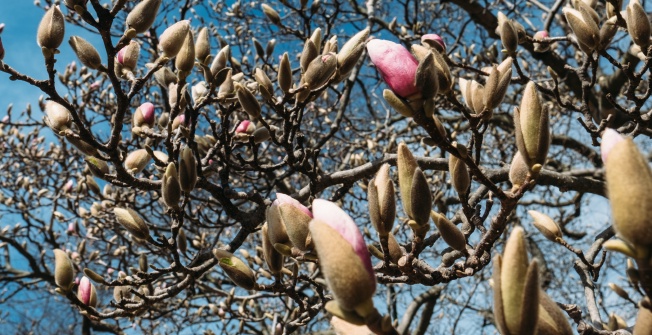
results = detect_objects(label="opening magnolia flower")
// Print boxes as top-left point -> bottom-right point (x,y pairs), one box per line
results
366,39 -> 419,98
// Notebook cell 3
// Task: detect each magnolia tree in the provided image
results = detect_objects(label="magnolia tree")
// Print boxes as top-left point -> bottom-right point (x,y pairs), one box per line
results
2,0 -> 652,334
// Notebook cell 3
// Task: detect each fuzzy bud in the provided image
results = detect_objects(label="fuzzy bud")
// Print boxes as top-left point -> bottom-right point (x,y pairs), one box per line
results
236,120 -> 255,134
261,223 -> 283,274
367,164 -> 396,237
483,58 -> 512,110
278,52 -> 293,93
414,52 -> 439,99
562,6 -> 600,53
195,27 -> 211,64
213,249 -> 256,290
449,154 -> 470,196
124,149 -> 151,174
533,31 -> 550,53
528,210 -> 562,242
179,146 -> 197,192
175,31 -> 195,74
397,142 -> 418,218
69,36 -> 102,69
627,0 -> 651,48
133,102 -> 155,128
383,89 -> 414,117
86,156 -> 109,177
37,6 -> 65,54
267,193 -> 314,252
126,0 -> 161,34
514,82 -> 549,171
114,207 -> 150,240
336,28 -> 370,79
497,13 -> 518,55
117,41 -> 140,71
159,20 -> 191,58
431,211 -> 466,251
44,101 -> 71,133
53,249 -> 74,291
253,127 -> 271,144
261,4 -> 281,25
162,163 -> 181,208
235,82 -> 261,119
254,68 -> 274,101
304,52 -> 338,90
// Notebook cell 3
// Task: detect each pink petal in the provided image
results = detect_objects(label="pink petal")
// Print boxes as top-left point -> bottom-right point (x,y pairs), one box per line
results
78,276 -> 92,305
117,46 -> 127,65
139,102 -> 155,125
236,120 -> 252,134
366,39 -> 419,98
311,199 -> 373,278
601,128 -> 625,163
421,33 -> 446,51
275,193 -> 313,218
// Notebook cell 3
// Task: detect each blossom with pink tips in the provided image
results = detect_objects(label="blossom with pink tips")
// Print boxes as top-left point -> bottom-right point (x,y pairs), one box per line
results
139,102 -> 155,125
601,128 -> 625,163
274,193 -> 313,218
236,120 -> 255,134
421,34 -> 446,52
77,276 -> 97,306
366,39 -> 419,98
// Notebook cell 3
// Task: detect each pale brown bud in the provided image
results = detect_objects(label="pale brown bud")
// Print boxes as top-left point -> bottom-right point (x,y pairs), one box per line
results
368,164 -> 396,237
431,212 -> 466,251
383,89 -> 414,117
210,45 -> 230,79
387,233 -> 404,264
69,36 -> 102,69
528,210 -> 562,242
44,101 -> 71,133
162,163 -> 181,208
414,52 -> 439,99
483,58 -> 512,110
179,146 -> 197,192
261,4 -> 281,26
114,207 -> 150,240
151,65 -> 177,87
175,31 -> 195,74
195,27 -> 211,64
498,12 -> 518,55
627,0 -> 651,48
514,82 -> 549,170
67,136 -> 97,156
336,28 -> 370,79
235,82 -> 261,119
509,151 -> 529,190
124,149 -> 151,174
218,69 -> 234,99
310,28 -> 323,54
253,127 -> 270,144
304,52 -> 337,90
83,268 -> 105,284
563,6 -> 600,52
53,249 -> 74,291
177,228 -> 187,254
599,17 -> 618,50
278,52 -> 293,93
449,154 -> 470,196
159,20 -> 191,57
37,6 -> 65,53
254,68 -> 274,101
607,0 -> 623,19
410,168 -> 432,226
261,223 -> 283,274
213,249 -> 256,290
86,155 -> 108,177
126,0 -> 161,34
300,39 -> 318,73
397,142 -> 418,218
609,282 -> 631,300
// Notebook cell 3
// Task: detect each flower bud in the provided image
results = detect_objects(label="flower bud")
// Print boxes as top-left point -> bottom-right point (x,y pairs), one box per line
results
607,0 -> 624,19
366,39 -> 419,98
562,5 -> 600,53
627,0 -> 651,48
77,276 -> 98,307
114,207 -> 150,240
117,41 -> 140,71
253,127 -> 271,144
179,146 -> 197,192
124,149 -> 151,174
410,168 -> 432,227
387,233 -> 404,264
151,64 -> 177,87
162,163 -> 181,208
304,52 -> 337,90
159,20 -> 191,58
64,0 -> 87,14
213,249 -> 257,290
175,31 -> 195,74
528,210 -> 562,242
336,28 -> 370,79
310,28 -> 322,54
261,223 -> 283,274
278,52 -> 293,93
126,0 -> 161,34
37,6 -> 65,54
218,69 -> 234,99
236,120 -> 255,134
599,17 -> 618,50
85,175 -> 100,195
261,4 -> 281,26
533,31 -> 550,53
235,82 -> 261,119
514,82 -> 549,170
431,211 -> 466,251
177,228 -> 187,254
421,34 -> 446,53
300,39 -> 318,73
86,156 -> 109,177
368,164 -> 396,237
133,102 -> 155,128
69,36 -> 102,69
449,154 -> 470,195
602,128 -> 652,249
267,193 -> 314,252
309,199 -> 375,311
497,12 -> 518,55
483,58 -> 512,110
195,27 -> 211,64
210,45 -> 230,79
397,142 -> 418,218
633,304 -> 652,334
414,52 -> 439,99
254,68 -> 274,101
67,137 -> 97,156
53,249 -> 74,291
509,151 -> 529,190
383,89 -> 414,117
44,101 -> 71,133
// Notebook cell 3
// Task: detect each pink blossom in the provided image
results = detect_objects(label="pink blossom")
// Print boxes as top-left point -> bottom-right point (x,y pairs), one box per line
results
89,81 -> 101,91
311,199 -> 373,278
66,222 -> 77,235
275,193 -> 313,218
64,179 -> 74,193
421,34 -> 446,52
139,102 -> 155,125
601,128 -> 625,163
78,276 -> 92,305
236,120 -> 254,134
366,39 -> 419,98
117,46 -> 127,65
534,30 -> 549,39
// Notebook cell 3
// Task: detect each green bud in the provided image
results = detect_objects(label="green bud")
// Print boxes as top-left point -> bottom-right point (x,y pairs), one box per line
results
213,249 -> 257,290
114,207 -> 150,240
53,249 -> 74,291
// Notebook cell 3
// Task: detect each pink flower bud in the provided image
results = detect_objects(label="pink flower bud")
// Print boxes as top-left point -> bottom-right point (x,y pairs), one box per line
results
89,81 -> 101,91
274,193 -> 313,218
601,128 -> 625,163
366,39 -> 419,98
534,30 -> 549,39
67,222 -> 77,235
236,120 -> 255,134
421,33 -> 446,52
64,179 -> 74,193
78,276 -> 92,304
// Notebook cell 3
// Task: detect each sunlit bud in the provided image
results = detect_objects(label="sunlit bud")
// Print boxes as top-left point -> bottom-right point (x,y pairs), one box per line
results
210,45 -> 229,78
195,27 -> 211,64
213,249 -> 257,290
383,89 -> 414,117
218,69 -> 234,99
562,5 -> 600,53
508,151 -> 528,190
83,268 -> 105,284
253,127 -> 270,144
310,28 -> 323,53
236,120 -> 255,135
607,0 -> 624,19
309,199 -> 376,312
124,149 -> 151,174
278,52 -> 293,93
69,36 -> 101,69
114,207 -> 149,240
85,175 -> 100,195
149,64 -> 177,87
528,210 -> 562,242
53,249 -> 74,291
366,39 -> 419,98
421,33 -> 446,53
304,52 -> 337,90
414,45 -> 453,94
191,81 -> 208,104
410,168 -> 432,227
514,82 -> 549,171
117,41 -> 140,71
599,17 -> 618,50
177,228 -> 187,254
162,163 -> 181,208
627,0 -> 650,48
261,4 -> 281,25
267,193 -> 314,252
397,142 -> 418,218
126,0 -> 161,34
368,164 -> 396,237
159,20 -> 191,58
609,282 -> 631,301
449,154 -> 470,195
414,52 -> 439,99
179,146 -> 197,192
497,12 -> 518,55
483,58 -> 512,110
86,156 -> 109,177
533,31 -> 550,52
67,137 -> 97,156
325,35 -> 338,54
44,101 -> 71,133
37,6 -> 65,55
254,68 -> 274,101
431,212 -> 466,251
336,28 -> 370,79
133,102 -> 155,129
261,223 -> 283,274
633,303 -> 652,334
63,0 -> 87,14
300,39 -> 318,73
602,128 -> 652,249
175,31 -> 195,74
77,276 -> 97,307
171,113 -> 185,131
235,82 -> 261,119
